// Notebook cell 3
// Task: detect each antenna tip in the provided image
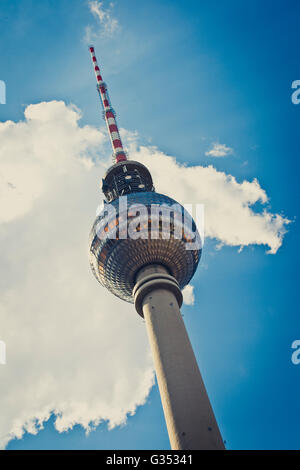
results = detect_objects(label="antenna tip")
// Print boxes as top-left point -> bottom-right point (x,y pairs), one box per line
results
89,45 -> 95,53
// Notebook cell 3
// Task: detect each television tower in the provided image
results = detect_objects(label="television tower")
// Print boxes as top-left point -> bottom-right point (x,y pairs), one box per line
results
88,46 -> 224,450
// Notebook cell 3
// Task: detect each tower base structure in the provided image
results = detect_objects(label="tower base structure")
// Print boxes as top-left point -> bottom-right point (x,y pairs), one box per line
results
133,265 -> 225,450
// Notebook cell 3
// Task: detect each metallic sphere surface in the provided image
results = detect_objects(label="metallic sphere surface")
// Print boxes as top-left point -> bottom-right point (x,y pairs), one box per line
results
89,192 -> 201,303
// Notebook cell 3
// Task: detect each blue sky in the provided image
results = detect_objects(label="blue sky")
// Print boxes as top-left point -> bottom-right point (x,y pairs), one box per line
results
0,0 -> 299,450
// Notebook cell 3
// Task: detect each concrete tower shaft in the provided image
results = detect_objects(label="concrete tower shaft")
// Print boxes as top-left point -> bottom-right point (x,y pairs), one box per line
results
134,265 -> 225,450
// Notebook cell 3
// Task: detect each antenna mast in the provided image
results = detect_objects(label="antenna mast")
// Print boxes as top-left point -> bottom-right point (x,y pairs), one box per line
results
89,46 -> 127,163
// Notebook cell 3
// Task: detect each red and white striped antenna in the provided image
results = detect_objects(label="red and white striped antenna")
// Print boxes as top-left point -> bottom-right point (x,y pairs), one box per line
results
89,45 -> 127,163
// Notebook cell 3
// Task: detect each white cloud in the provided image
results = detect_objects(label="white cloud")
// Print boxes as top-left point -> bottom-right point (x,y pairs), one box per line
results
205,143 -> 233,157
0,101 -> 154,449
0,102 -> 102,224
182,285 -> 195,306
0,101 -> 290,448
84,1 -> 119,43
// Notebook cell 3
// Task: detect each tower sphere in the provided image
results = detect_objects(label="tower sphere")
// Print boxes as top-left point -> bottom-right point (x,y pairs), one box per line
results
89,161 -> 201,303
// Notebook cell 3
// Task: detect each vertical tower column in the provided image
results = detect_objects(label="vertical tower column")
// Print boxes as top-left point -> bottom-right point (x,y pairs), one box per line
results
133,265 -> 224,450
